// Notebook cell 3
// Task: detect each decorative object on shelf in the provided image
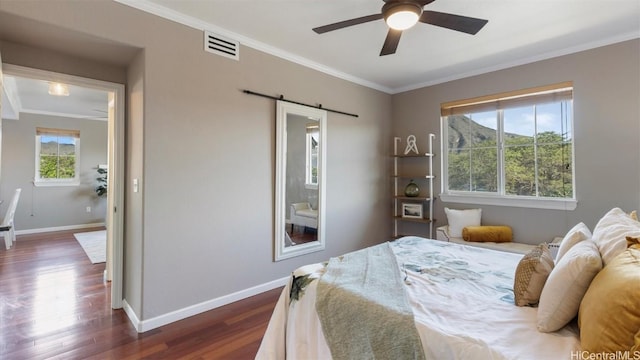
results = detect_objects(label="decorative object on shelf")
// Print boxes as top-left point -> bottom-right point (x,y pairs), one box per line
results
404,180 -> 419,197
404,134 -> 419,155
402,203 -> 423,219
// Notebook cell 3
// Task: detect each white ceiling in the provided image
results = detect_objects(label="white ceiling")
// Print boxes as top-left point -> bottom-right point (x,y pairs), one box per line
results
1,75 -> 109,121
120,0 -> 640,94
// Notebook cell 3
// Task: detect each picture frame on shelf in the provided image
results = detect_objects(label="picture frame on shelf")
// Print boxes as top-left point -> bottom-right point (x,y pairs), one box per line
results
402,203 -> 423,219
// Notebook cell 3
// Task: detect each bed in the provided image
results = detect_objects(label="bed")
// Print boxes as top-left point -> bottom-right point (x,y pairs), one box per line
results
256,236 -> 581,359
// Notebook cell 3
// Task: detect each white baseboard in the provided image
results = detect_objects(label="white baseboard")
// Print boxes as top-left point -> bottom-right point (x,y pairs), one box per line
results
124,276 -> 289,333
15,223 -> 106,235
122,299 -> 143,332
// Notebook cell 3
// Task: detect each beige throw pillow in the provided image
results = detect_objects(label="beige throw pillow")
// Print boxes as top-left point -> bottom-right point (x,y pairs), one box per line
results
592,207 -> 640,266
555,222 -> 591,263
444,207 -> 481,238
513,244 -> 554,307
537,240 -> 602,332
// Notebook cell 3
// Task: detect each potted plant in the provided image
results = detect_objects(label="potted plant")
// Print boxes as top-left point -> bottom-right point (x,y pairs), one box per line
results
96,167 -> 107,197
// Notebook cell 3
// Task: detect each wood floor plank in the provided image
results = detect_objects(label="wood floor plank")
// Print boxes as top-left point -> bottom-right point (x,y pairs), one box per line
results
0,229 -> 282,359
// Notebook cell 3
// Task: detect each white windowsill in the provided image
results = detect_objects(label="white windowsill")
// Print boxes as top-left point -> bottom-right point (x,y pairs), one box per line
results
439,193 -> 577,210
34,180 -> 80,187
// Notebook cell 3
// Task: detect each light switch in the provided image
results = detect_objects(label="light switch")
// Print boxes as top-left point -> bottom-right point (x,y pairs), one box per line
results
133,178 -> 139,193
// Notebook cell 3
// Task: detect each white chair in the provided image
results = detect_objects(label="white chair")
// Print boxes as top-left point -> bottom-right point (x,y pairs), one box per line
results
290,202 -> 318,231
1,188 -> 22,250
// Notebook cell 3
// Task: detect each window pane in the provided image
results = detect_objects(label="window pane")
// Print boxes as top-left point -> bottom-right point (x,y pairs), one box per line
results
447,112 -> 497,193
58,156 -> 76,178
448,149 -> 470,191
447,115 -> 471,149
504,107 -> 534,145
470,147 -> 497,192
39,155 -> 58,178
504,145 -> 535,196
40,136 -> 59,156
536,102 -> 571,140
58,136 -> 76,155
537,143 -> 573,198
468,112 -> 497,147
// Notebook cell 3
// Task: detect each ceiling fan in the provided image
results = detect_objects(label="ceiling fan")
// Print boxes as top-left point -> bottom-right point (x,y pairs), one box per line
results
312,0 -> 488,56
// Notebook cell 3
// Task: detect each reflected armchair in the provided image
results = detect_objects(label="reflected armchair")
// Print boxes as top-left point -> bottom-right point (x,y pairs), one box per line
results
290,202 -> 318,231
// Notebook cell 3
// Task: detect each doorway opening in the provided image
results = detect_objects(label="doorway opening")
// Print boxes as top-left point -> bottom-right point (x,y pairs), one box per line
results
1,64 -> 124,308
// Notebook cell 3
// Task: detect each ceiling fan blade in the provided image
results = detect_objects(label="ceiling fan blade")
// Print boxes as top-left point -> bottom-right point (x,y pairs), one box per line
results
420,10 -> 488,35
313,14 -> 383,34
380,29 -> 402,56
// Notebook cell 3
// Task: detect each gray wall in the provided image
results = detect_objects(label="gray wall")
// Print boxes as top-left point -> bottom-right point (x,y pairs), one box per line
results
392,39 -> 640,244
1,113 -> 107,229
0,1 -> 392,321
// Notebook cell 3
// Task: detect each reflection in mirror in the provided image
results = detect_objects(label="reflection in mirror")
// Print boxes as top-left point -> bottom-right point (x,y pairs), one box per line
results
275,101 -> 326,261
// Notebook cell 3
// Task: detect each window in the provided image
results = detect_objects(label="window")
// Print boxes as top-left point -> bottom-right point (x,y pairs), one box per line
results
305,123 -> 319,189
35,127 -> 80,186
440,82 -> 575,210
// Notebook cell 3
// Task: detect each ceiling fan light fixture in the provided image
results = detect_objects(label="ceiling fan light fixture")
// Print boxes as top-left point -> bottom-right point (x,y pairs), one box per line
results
384,3 -> 422,30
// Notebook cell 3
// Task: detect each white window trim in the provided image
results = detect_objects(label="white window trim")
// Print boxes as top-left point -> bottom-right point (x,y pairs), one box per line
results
305,131 -> 318,190
439,192 -> 577,210
34,133 -> 81,187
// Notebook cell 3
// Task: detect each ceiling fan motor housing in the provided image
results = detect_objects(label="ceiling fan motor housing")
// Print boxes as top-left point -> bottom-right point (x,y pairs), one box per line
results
382,1 -> 424,22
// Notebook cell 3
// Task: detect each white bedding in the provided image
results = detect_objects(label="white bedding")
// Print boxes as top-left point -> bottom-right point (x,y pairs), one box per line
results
256,236 -> 580,359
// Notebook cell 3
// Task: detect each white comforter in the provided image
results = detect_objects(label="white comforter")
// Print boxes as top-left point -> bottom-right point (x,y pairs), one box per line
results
256,236 -> 580,359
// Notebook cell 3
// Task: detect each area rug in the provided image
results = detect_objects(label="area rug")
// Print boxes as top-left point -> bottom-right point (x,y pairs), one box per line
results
73,230 -> 106,264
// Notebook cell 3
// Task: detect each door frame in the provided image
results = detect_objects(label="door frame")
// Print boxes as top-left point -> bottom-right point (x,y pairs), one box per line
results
2,64 -> 125,308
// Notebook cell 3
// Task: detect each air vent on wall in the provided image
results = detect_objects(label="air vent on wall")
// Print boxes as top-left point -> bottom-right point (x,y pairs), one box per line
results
204,31 -> 239,61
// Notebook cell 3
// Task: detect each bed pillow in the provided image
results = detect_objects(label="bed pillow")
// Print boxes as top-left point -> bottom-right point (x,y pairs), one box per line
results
444,207 -> 481,238
462,225 -> 512,243
555,222 -> 591,263
513,244 -> 554,306
578,244 -> 640,352
536,240 -> 602,333
592,207 -> 640,266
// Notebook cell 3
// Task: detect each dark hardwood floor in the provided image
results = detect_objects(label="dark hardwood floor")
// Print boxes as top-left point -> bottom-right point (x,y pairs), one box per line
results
0,229 -> 282,359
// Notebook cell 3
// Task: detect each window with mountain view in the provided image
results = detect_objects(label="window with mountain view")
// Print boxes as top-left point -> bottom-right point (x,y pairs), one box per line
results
35,127 -> 80,186
305,124 -> 319,189
441,83 -> 575,209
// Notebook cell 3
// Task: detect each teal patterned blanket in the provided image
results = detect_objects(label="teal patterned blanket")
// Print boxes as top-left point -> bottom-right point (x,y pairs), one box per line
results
315,242 -> 426,360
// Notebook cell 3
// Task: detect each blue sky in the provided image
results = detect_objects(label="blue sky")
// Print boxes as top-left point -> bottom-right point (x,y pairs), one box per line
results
41,135 -> 75,145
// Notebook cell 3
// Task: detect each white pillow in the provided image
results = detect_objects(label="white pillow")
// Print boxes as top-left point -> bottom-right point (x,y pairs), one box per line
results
537,240 -> 602,332
592,207 -> 640,266
555,222 -> 591,263
444,207 -> 481,238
